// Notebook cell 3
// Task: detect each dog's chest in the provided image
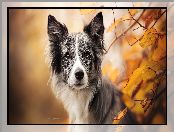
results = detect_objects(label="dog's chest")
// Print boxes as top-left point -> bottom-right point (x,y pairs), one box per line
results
51,74 -> 94,124
57,84 -> 93,124
67,93 -> 91,123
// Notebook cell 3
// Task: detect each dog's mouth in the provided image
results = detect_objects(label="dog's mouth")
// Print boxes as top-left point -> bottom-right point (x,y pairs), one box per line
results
70,81 -> 87,90
68,76 -> 88,90
74,81 -> 85,87
74,81 -> 84,86
74,80 -> 85,86
75,83 -> 83,86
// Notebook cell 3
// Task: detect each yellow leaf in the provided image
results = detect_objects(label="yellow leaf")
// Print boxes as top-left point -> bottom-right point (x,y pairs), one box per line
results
107,9 -> 138,32
152,35 -> 166,61
135,81 -> 154,100
125,59 -> 141,77
118,80 -> 128,89
80,9 -> 96,15
142,68 -> 156,81
122,67 -> 143,96
122,94 -> 135,109
122,66 -> 156,98
129,9 -> 138,16
139,28 -> 158,48
113,107 -> 128,124
140,59 -> 166,72
131,102 -> 145,114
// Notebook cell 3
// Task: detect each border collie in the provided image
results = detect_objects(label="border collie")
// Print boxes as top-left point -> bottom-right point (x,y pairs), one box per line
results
47,12 -> 132,125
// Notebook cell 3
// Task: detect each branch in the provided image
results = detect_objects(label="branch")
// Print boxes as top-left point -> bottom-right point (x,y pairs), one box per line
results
104,9 -> 145,54
128,9 -> 146,29
150,9 -> 167,28
129,9 -> 167,46
112,9 -> 118,39
105,9 -> 167,53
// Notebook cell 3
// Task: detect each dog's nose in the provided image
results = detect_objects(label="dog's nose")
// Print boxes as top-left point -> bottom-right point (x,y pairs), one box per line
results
75,69 -> 84,80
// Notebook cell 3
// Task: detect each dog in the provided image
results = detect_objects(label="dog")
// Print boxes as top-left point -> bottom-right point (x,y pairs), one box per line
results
47,12 -> 133,125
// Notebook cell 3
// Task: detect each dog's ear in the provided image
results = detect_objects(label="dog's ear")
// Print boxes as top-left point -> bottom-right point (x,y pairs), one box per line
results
84,12 -> 104,40
48,15 -> 68,43
84,12 -> 105,73
48,15 -> 68,74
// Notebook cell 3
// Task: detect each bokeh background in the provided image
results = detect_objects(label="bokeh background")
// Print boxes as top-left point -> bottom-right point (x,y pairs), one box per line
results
8,3 -> 167,125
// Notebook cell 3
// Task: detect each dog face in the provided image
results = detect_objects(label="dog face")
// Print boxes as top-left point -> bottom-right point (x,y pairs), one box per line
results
48,12 -> 104,90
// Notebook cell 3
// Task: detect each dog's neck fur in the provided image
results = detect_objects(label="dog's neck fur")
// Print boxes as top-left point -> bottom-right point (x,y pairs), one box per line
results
51,73 -> 124,124
51,73 -> 95,124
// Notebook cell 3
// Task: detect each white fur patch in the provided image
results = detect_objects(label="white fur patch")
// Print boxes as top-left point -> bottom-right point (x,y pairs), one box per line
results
51,73 -> 93,124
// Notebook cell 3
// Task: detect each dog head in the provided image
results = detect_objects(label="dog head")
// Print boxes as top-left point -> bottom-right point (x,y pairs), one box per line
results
48,12 -> 104,90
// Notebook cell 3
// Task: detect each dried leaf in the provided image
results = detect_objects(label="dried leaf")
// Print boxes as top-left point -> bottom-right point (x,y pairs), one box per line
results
122,94 -> 135,109
107,9 -> 138,32
131,80 -> 143,98
142,67 -> 156,81
80,9 -> 96,15
131,102 -> 145,114
122,67 -> 142,97
140,59 -> 166,72
122,65 -> 156,100
152,35 -> 166,61
135,82 -> 155,100
142,9 -> 161,28
125,59 -> 141,77
129,9 -> 138,16
113,107 -> 128,124
139,28 -> 158,48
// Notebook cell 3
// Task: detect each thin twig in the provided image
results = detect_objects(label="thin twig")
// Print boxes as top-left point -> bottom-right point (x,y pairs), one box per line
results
130,10 -> 167,46
104,9 -> 145,54
128,9 -> 146,29
112,9 -> 118,39
150,9 -> 167,28
133,26 -> 141,31
105,9 -> 167,53
124,34 -> 131,46
129,35 -> 143,46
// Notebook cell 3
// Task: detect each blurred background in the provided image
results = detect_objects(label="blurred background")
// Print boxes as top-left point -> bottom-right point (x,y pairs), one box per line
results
9,9 -> 68,124
8,3 -> 167,124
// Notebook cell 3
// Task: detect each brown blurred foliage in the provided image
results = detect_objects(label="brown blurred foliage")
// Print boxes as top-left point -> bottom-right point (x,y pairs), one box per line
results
103,9 -> 166,124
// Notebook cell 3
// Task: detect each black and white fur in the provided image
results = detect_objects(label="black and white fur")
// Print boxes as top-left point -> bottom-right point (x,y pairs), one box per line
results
47,12 -> 133,125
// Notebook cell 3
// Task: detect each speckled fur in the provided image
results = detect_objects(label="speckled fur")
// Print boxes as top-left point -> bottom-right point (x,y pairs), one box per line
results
47,12 -> 133,126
